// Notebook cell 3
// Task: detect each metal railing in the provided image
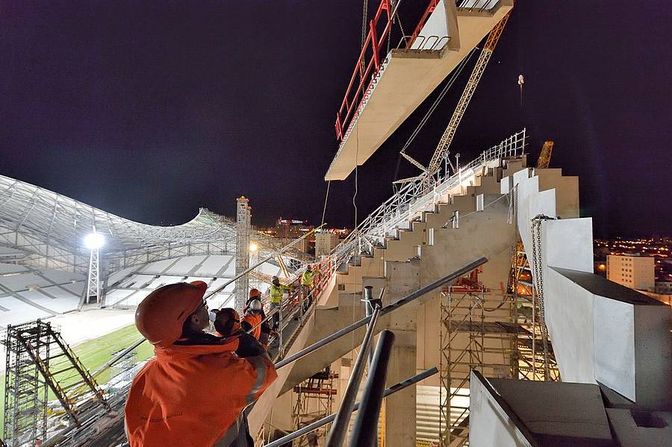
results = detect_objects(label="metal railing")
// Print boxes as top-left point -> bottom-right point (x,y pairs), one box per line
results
456,0 -> 501,13
275,257 -> 487,370
348,330 -> 395,446
265,257 -> 335,358
407,0 -> 442,48
264,367 -> 438,447
325,305 -> 382,447
397,34 -> 450,51
331,130 -> 526,267
335,0 -> 393,141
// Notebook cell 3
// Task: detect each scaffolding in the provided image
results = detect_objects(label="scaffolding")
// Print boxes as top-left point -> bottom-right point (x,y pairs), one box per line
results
511,242 -> 560,382
235,196 -> 252,311
291,368 -> 338,447
438,271 -> 516,447
3,320 -> 109,447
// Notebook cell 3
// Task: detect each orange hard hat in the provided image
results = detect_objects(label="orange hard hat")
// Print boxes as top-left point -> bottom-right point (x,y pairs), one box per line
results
135,281 -> 208,347
249,288 -> 262,299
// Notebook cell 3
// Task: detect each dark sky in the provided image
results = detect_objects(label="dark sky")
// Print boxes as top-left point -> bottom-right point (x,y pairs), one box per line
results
1,1 -> 670,237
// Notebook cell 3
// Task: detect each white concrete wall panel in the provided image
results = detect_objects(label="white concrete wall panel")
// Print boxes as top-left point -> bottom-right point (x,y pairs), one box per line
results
544,268 -> 596,383
412,0 -> 449,50
593,297 -> 636,401
544,218 -> 593,273
634,305 -> 672,408
469,372 -> 533,447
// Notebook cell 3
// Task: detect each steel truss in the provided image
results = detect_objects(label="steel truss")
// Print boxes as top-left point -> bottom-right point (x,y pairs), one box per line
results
2,320 -> 108,447
0,175 -> 309,278
332,130 -> 527,269
235,197 -> 251,311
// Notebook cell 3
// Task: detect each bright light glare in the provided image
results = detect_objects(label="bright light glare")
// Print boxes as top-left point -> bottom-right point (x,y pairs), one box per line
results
249,242 -> 258,252
84,232 -> 105,250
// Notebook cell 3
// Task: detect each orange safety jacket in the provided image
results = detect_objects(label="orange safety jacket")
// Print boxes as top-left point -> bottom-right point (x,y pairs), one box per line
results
242,313 -> 263,340
124,339 -> 277,447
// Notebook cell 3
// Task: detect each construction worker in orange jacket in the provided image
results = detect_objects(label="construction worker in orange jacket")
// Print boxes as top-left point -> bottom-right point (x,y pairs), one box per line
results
125,281 -> 277,447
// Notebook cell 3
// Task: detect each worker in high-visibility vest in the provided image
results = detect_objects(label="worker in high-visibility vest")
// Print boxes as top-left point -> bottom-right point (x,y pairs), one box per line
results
301,265 -> 317,310
269,276 -> 290,330
125,281 -> 277,447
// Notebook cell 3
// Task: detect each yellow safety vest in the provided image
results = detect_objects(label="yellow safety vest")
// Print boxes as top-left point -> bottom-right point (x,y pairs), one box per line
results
301,270 -> 315,287
269,284 -> 285,304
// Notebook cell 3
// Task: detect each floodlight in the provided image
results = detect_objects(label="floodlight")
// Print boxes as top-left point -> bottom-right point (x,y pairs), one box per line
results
84,232 -> 105,250
249,242 -> 258,253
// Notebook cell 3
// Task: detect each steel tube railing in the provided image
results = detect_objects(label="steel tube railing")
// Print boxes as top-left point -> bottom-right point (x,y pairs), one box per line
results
263,367 -> 438,447
91,337 -> 146,379
332,130 -> 526,260
348,330 -> 395,446
325,305 -> 382,447
204,224 -> 324,301
275,257 -> 487,369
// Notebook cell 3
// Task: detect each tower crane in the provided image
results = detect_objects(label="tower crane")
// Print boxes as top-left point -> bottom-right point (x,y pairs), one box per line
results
425,12 -> 511,177
536,140 -> 554,169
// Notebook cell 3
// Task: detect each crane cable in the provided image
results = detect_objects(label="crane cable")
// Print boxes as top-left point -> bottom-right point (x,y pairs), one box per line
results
320,181 -> 331,227
392,47 -> 478,183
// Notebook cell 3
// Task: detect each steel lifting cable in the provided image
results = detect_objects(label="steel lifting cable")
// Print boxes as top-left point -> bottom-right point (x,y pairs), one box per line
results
320,180 -> 331,227
393,48 -> 478,182
361,0 -> 368,49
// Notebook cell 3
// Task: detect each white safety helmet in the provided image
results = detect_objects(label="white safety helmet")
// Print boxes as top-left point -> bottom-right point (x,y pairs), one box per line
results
248,299 -> 263,312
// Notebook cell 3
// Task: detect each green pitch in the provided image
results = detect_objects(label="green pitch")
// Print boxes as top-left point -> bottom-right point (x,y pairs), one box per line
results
0,324 -> 153,438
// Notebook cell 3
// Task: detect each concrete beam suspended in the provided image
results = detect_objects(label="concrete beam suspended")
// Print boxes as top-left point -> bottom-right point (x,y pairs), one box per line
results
325,0 -> 513,181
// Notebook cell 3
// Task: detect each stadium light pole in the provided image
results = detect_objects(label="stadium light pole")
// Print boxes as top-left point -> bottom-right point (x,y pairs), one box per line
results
83,229 -> 105,305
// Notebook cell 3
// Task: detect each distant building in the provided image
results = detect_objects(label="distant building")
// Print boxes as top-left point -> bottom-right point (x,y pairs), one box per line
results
606,254 -> 655,291
315,231 -> 340,258
273,218 -> 314,254
655,281 -> 672,295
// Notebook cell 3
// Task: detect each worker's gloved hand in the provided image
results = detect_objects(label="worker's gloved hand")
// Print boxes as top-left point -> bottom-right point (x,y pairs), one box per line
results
235,332 -> 267,358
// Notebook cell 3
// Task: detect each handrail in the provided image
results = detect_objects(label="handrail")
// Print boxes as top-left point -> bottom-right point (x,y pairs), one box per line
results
348,330 -> 395,446
275,256 -> 487,369
263,367 -> 438,447
457,0 -> 501,13
335,0 -> 393,140
325,305 -> 382,447
407,0 -> 441,48
204,224 -> 325,301
331,130 -> 526,267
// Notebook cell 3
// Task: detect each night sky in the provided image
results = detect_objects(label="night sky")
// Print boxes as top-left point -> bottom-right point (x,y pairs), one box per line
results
1,1 -> 670,237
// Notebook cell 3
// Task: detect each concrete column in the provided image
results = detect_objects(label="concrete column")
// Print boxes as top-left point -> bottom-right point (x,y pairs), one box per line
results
383,261 -> 419,447
385,329 -> 417,447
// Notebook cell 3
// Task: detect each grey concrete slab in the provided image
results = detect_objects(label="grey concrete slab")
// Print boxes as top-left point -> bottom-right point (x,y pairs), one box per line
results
551,268 -> 664,306
607,408 -> 672,447
488,378 -> 615,446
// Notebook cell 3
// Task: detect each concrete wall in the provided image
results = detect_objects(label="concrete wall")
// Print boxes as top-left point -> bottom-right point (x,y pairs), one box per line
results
469,372 -> 533,447
412,0 -> 449,50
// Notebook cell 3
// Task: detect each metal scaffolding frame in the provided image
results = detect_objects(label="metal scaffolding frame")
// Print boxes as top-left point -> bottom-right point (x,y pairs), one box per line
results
511,241 -> 560,382
2,320 -> 109,447
291,368 -> 338,447
438,272 -> 516,447
235,196 -> 252,311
